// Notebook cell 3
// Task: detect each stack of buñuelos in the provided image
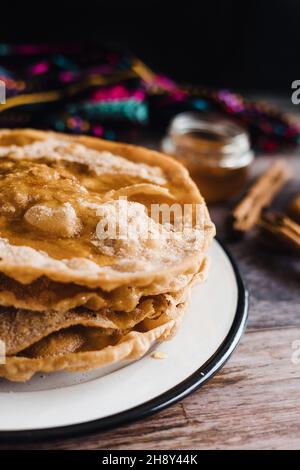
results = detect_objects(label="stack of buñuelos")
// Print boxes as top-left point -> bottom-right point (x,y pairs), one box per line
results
0,129 -> 215,381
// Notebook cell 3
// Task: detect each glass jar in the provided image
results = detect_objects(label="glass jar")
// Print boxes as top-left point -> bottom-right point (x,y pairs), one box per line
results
161,112 -> 254,203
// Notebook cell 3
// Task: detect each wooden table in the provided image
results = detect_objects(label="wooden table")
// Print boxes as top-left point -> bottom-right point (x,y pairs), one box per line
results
2,102 -> 300,451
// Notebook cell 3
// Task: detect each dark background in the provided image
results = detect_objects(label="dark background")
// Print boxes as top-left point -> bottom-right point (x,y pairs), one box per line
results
1,0 -> 299,92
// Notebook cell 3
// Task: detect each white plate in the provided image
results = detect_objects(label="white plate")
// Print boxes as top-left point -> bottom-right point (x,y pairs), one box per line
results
0,239 -> 248,441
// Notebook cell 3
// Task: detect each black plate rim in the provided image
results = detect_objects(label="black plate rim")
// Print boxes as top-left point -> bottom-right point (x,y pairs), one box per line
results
0,238 -> 249,443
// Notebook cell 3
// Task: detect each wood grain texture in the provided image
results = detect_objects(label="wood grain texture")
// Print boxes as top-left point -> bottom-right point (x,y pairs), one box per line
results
1,98 -> 299,450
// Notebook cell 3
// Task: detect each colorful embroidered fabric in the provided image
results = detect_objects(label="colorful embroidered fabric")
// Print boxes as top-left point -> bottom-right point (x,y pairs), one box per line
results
0,43 -> 299,152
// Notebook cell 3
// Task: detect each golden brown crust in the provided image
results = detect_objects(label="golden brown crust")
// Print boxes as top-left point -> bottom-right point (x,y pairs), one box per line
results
0,303 -> 186,382
0,128 -> 202,204
0,269 -> 195,356
0,129 -> 214,382
0,263 -> 205,312
0,129 -> 215,290
0,300 -> 154,355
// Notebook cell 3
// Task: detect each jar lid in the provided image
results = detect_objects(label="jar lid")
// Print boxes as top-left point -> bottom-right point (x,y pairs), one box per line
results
162,112 -> 253,168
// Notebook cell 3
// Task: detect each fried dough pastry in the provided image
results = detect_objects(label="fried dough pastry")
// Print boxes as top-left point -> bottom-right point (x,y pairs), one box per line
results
0,292 -> 186,356
0,259 -> 208,313
0,129 -> 215,382
0,129 -> 215,290
0,299 -> 187,382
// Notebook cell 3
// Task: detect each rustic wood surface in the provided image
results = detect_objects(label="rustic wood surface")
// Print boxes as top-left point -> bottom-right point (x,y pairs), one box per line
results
1,99 -> 300,450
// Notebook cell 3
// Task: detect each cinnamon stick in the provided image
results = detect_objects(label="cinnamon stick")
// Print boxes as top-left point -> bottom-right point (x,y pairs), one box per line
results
288,194 -> 300,224
257,211 -> 300,254
232,160 -> 292,232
